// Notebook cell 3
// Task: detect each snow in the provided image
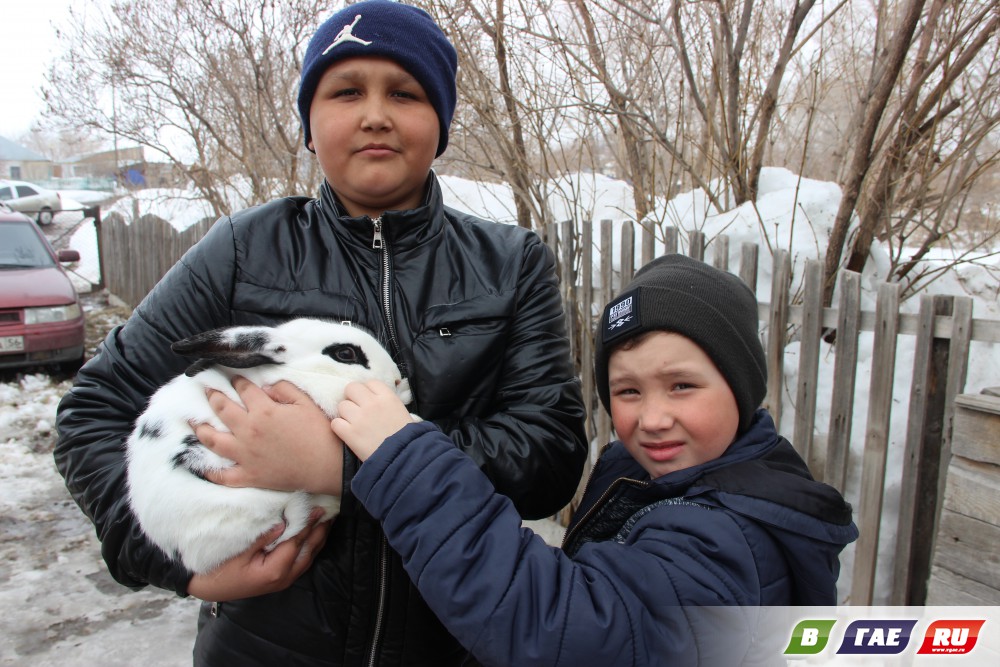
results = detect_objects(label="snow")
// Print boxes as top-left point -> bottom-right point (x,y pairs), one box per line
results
2,170 -> 997,664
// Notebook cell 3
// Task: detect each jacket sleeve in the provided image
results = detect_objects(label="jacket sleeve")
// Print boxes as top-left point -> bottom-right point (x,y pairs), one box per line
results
352,422 -> 773,667
53,217 -> 237,594
435,233 -> 588,520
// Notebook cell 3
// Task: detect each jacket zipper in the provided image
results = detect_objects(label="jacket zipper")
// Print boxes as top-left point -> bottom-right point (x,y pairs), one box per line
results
368,217 -> 395,665
561,473 -> 649,550
366,535 -> 390,667
372,216 -> 400,357
560,448 -> 613,549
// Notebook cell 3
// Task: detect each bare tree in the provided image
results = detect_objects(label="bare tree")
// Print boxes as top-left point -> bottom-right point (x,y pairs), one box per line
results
822,0 -> 1000,304
39,0 -> 1000,294
45,0 -> 326,217
447,0 -> 535,229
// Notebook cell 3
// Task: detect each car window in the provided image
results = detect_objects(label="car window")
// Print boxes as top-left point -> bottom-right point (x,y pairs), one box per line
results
0,185 -> 12,201
14,184 -> 39,198
0,222 -> 55,268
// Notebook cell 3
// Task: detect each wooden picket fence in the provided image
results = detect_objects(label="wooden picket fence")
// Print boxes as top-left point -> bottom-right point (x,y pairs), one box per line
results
543,219 -> 1000,607
91,207 -> 1000,606
92,210 -> 214,308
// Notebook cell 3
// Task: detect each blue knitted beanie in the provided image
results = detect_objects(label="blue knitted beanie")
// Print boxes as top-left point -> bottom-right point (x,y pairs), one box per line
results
297,0 -> 458,157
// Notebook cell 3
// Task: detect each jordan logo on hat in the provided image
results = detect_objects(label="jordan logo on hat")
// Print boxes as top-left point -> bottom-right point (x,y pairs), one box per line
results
323,14 -> 372,54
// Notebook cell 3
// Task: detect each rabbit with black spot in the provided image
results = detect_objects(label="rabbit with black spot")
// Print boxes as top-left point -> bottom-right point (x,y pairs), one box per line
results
125,318 -> 411,574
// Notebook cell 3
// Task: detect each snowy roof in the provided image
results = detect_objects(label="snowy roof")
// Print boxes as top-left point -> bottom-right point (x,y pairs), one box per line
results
0,135 -> 50,162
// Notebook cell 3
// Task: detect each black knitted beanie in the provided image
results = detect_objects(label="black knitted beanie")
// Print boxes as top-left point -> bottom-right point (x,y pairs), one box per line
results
594,254 -> 768,434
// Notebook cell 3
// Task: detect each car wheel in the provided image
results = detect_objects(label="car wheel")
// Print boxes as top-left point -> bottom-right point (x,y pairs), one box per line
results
38,208 -> 54,225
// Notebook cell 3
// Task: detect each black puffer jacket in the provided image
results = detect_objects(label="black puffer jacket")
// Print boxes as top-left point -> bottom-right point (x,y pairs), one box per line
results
54,175 -> 588,666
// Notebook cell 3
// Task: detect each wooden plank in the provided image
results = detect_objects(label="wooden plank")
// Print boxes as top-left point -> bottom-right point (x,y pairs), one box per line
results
545,221 -> 558,270
640,220 -> 655,267
739,242 -> 758,292
601,220 -> 614,300
713,234 -> 729,271
826,270 -> 861,493
926,566 -> 1000,605
663,226 -> 678,255
764,250 -> 790,426
598,220 -> 614,449
580,220 -> 595,455
793,259 -> 823,466
941,456 -> 1000,525
688,230 -> 705,262
892,295 -> 952,605
930,295 -> 974,584
620,221 -> 635,286
932,508 -> 1000,591
951,400 -> 1000,464
560,219 -> 577,368
954,392 -> 1000,416
772,303 -> 1000,343
850,281 -> 901,606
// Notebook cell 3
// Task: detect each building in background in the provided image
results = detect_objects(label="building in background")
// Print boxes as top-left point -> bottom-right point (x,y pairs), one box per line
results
0,136 -> 53,182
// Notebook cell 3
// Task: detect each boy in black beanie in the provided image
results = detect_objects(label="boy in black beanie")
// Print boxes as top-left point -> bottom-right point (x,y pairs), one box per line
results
332,253 -> 859,666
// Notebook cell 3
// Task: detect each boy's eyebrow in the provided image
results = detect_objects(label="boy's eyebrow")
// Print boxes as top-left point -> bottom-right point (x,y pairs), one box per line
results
321,66 -> 421,87
609,366 -> 704,384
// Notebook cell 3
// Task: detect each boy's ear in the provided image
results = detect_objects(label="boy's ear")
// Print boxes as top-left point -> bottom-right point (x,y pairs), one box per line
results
307,139 -> 314,152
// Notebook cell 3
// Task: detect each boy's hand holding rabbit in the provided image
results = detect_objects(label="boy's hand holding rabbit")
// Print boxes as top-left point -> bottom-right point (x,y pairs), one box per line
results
187,507 -> 331,602
195,377 -> 344,496
333,381 -> 419,461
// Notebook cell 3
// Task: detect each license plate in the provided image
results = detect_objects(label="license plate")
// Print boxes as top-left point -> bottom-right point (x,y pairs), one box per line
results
0,335 -> 25,353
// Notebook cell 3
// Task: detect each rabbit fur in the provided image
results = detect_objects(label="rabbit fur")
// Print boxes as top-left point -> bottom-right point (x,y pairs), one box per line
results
125,318 -> 410,574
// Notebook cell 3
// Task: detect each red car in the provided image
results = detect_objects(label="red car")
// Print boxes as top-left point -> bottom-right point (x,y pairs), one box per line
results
0,207 -> 85,372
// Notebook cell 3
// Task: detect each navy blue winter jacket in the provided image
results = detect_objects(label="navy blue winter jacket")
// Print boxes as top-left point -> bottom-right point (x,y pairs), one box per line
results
351,410 -> 858,667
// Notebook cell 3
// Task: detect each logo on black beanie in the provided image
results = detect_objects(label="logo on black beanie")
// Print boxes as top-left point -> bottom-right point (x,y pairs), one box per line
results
605,291 -> 640,339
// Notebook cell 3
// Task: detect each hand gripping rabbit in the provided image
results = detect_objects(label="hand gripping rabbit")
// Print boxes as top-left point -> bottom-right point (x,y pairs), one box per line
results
125,318 -> 411,574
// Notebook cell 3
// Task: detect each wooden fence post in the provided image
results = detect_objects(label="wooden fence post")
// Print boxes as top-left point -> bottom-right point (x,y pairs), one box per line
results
713,235 -> 729,271
640,220 -> 655,267
739,242 -> 758,292
764,250 -> 791,426
664,226 -> 678,254
620,222 -> 635,286
826,270 -> 861,491
892,294 -> 975,605
793,259 -> 824,467
688,230 -> 705,261
560,219 -> 577,365
851,281 -> 902,605
935,296 -> 973,540
597,220 -> 614,448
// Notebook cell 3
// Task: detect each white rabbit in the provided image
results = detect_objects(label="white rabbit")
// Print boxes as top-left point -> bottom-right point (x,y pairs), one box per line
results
125,318 -> 411,574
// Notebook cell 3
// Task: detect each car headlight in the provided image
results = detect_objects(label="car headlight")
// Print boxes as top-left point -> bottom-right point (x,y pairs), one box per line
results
24,303 -> 82,324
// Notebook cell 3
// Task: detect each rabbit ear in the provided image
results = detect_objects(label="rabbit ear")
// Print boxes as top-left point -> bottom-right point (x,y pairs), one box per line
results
172,327 -> 280,370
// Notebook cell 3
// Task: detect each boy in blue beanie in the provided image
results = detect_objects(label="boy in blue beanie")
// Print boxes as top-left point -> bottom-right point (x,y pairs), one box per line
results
54,2 -> 587,665
333,254 -> 859,666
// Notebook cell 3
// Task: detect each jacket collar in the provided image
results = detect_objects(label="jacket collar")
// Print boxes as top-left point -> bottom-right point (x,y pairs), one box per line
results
595,409 -> 783,494
317,171 -> 446,251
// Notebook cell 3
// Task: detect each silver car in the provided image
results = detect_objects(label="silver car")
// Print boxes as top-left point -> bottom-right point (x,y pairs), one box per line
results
0,179 -> 63,225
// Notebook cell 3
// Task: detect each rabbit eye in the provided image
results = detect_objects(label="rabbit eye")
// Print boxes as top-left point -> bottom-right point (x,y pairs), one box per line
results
323,343 -> 370,368
335,347 -> 357,362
